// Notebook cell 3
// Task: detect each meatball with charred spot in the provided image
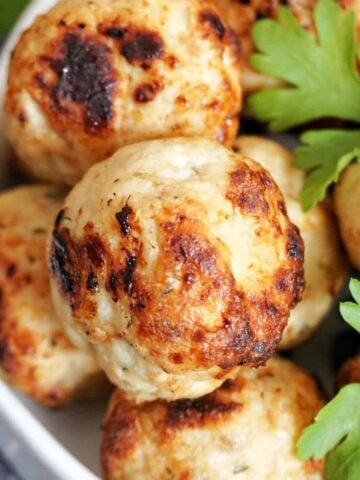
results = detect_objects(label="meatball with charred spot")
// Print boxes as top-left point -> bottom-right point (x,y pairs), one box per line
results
49,137 -> 304,401
101,357 -> 324,480
0,185 -> 106,407
5,0 -> 241,186
234,136 -> 348,348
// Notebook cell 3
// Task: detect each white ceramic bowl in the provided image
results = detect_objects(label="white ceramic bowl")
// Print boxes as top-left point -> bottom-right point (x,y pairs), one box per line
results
0,2 -> 348,479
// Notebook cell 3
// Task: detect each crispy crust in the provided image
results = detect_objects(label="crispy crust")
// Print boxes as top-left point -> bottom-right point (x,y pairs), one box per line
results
5,0 -> 241,185
49,137 -> 304,400
0,185 -> 105,407
101,357 -> 324,480
234,136 -> 348,348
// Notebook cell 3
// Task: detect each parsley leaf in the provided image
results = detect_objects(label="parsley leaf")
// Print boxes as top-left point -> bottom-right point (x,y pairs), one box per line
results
297,383 -> 360,480
340,278 -> 360,333
248,0 -> 360,131
297,278 -> 360,480
293,129 -> 360,211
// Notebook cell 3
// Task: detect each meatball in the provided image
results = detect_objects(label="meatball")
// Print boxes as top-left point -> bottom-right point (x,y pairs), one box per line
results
101,357 -> 324,480
5,0 -> 241,186
334,162 -> 360,270
49,137 -> 304,401
337,353 -> 360,388
234,136 -> 348,348
0,185 -> 105,407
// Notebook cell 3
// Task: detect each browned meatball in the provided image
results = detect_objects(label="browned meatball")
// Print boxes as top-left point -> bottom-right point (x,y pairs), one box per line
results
5,0 -> 241,185
337,353 -> 360,388
101,357 -> 324,480
0,185 -> 106,407
234,136 -> 348,348
49,137 -> 304,401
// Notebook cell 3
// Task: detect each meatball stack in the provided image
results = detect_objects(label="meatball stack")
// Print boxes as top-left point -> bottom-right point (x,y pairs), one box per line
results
0,0 -> 339,478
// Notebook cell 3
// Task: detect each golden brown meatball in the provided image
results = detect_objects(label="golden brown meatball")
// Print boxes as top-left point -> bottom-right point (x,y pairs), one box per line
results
0,185 -> 105,407
101,357 -> 324,480
5,0 -> 241,185
234,136 -> 348,348
334,162 -> 360,270
337,353 -> 360,388
49,137 -> 304,401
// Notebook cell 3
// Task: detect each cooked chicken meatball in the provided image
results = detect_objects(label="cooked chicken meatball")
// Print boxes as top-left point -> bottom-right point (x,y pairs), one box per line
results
101,357 -> 324,480
5,0 -> 241,186
0,185 -> 105,407
234,136 -> 348,348
337,353 -> 360,388
334,162 -> 360,270
49,137 -> 304,401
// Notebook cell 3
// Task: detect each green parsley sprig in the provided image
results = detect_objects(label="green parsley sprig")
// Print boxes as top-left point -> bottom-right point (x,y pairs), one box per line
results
249,0 -> 360,211
294,129 -> 360,211
297,278 -> 360,480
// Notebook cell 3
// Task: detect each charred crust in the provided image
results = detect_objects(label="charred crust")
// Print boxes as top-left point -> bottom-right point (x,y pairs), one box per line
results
0,289 -> 4,330
115,205 -> 133,237
225,27 -> 242,57
286,227 -> 304,261
121,30 -> 164,68
100,23 -> 165,68
220,378 -> 237,391
199,10 -> 225,39
199,9 -> 241,58
102,27 -> 127,39
255,0 -> 279,19
50,222 -> 106,311
55,208 -> 66,227
18,112 -> 27,123
86,271 -> 99,292
85,233 -> 106,268
6,264 -> 16,279
170,353 -> 183,365
226,166 -> 270,216
134,82 -> 162,103
122,255 -> 137,295
107,254 -> 138,300
291,269 -> 305,308
278,200 -> 287,214
167,394 -> 238,428
42,31 -> 116,133
50,230 -> 79,306
170,234 -> 218,276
